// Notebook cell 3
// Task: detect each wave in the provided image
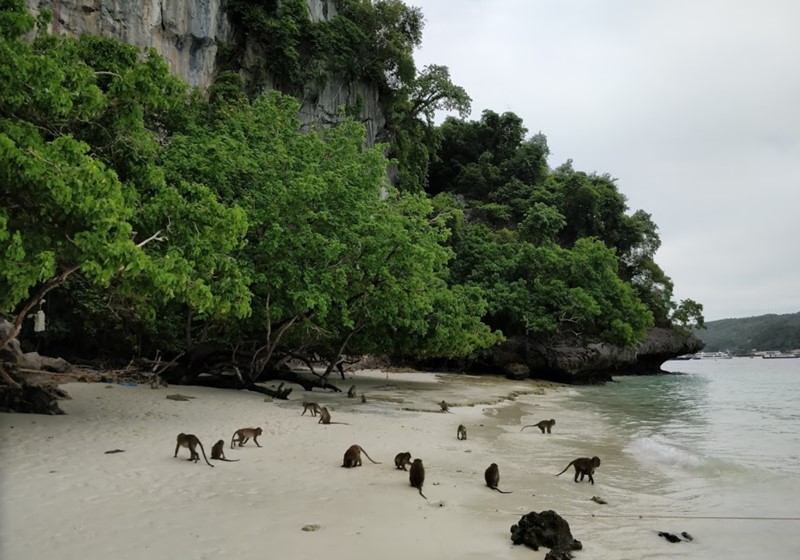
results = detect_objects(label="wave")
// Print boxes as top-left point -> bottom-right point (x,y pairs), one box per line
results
625,434 -> 704,469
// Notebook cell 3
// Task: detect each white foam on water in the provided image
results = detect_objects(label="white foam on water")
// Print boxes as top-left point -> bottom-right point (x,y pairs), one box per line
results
624,434 -> 705,469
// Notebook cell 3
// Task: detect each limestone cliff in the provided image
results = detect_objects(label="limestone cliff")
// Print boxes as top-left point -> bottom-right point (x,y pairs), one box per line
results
24,0 -> 386,145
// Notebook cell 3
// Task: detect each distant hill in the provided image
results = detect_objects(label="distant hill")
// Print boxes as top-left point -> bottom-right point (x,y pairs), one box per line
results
696,312 -> 800,353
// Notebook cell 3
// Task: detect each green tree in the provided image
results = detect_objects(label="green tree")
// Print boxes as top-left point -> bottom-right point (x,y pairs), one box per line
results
0,2 -> 250,379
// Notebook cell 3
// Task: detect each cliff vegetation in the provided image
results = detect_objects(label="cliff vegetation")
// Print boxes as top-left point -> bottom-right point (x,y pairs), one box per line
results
1,0 -> 703,389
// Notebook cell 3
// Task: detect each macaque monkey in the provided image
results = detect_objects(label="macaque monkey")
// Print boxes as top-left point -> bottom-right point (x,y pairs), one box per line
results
484,463 -> 512,493
174,433 -> 214,467
342,444 -> 381,468
230,427 -> 263,449
301,402 -> 321,416
556,456 -> 601,484
318,406 -> 350,425
439,400 -> 452,413
394,451 -> 413,471
211,439 -> 240,462
409,459 -> 427,499
361,394 -> 367,403
521,419 -> 556,434
457,424 -> 467,440
347,385 -> 356,398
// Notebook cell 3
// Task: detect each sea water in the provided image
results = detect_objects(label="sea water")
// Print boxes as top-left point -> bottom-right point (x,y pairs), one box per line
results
484,357 -> 800,559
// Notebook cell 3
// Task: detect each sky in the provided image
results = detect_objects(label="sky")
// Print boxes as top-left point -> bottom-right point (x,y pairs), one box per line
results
410,0 -> 800,321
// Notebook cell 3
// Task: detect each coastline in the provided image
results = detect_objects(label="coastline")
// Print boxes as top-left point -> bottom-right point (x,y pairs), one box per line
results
0,370 -> 566,560
5,366 -> 793,560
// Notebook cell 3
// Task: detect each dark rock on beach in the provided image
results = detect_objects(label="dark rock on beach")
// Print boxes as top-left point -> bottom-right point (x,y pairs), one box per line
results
510,510 -> 582,552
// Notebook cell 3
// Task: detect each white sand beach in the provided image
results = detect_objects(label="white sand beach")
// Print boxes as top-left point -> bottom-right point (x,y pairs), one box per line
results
3,368 -> 779,560
1,371 -> 571,560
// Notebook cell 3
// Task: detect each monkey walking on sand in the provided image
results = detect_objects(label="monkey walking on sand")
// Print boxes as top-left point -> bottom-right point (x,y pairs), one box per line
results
484,463 -> 512,493
409,459 -> 427,499
521,419 -> 556,433
439,400 -> 453,413
230,427 -> 263,449
457,424 -> 467,440
301,402 -> 321,416
342,444 -> 381,468
211,440 -> 240,462
556,456 -> 601,484
174,433 -> 214,467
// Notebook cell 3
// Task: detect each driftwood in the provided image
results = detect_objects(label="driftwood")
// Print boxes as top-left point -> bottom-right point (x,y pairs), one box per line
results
165,394 -> 196,401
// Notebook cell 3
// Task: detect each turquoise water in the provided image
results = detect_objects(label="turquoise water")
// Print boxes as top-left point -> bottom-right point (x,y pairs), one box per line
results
492,357 -> 800,559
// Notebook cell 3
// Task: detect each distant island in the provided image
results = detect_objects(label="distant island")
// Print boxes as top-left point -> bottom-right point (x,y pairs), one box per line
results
695,312 -> 800,354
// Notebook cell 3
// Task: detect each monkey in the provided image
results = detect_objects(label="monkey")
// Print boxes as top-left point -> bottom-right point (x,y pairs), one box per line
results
301,401 -> 321,416
210,439 -> 240,462
230,427 -> 263,449
521,419 -> 556,434
394,451 -> 413,471
409,458 -> 427,499
318,406 -> 350,425
342,444 -> 381,468
361,394 -> 367,403
174,433 -> 214,467
484,463 -> 512,493
347,385 -> 356,398
457,424 -> 467,440
556,456 -> 601,484
439,400 -> 452,413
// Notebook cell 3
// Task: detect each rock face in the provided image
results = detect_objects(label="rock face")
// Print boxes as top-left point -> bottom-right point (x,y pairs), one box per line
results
510,510 -> 582,553
24,0 -> 387,145
494,328 -> 705,384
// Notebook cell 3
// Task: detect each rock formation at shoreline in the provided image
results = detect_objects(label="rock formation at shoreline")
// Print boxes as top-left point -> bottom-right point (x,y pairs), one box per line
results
496,327 -> 705,384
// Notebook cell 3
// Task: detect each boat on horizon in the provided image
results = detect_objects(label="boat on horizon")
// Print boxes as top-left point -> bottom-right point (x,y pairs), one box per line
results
693,351 -> 733,359
762,351 -> 799,359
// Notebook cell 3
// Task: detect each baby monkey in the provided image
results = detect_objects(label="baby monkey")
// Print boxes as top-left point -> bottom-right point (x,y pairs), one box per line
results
230,427 -> 263,449
521,419 -> 556,434
394,451 -> 413,471
211,439 -> 240,462
556,456 -> 601,484
484,463 -> 512,493
174,433 -> 214,467
457,424 -> 467,440
347,385 -> 357,398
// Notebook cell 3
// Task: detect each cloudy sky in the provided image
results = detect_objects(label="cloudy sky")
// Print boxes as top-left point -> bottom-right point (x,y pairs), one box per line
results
410,0 -> 800,321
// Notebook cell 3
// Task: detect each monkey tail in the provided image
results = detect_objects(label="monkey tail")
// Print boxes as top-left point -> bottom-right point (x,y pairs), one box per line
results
358,446 -> 381,464
555,460 -> 575,477
492,487 -> 513,494
198,443 -> 214,467
230,433 -> 236,449
418,487 -> 427,499
520,425 -> 534,432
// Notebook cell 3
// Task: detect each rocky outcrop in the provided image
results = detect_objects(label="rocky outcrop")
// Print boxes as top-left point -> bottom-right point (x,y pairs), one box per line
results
510,510 -> 582,554
25,0 -> 231,89
494,328 -> 705,384
24,0 -> 387,145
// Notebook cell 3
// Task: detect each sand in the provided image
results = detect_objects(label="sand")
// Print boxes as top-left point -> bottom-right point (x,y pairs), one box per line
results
0,370 -> 576,560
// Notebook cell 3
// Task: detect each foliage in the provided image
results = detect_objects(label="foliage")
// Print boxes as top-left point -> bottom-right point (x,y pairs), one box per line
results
0,1 -> 250,352
696,311 -> 800,353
